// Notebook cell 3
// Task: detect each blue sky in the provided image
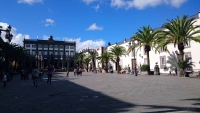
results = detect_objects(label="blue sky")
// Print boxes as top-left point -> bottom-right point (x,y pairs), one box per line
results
0,0 -> 200,51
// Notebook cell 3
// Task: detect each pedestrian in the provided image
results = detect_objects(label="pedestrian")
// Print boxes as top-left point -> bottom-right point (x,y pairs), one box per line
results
79,67 -> 82,76
21,69 -> 25,80
47,64 -> 54,84
66,70 -> 69,77
2,72 -> 7,88
38,68 -> 43,81
74,68 -> 77,76
175,67 -> 177,76
128,65 -> 131,74
32,66 -> 40,87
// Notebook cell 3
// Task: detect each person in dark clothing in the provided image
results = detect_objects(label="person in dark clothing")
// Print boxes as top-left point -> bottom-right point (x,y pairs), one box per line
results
175,67 -> 178,76
47,65 -> 54,84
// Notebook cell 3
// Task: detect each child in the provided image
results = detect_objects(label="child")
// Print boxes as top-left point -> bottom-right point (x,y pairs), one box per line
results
3,72 -> 7,88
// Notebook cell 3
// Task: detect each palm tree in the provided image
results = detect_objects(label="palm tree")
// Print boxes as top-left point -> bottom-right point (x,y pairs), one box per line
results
97,51 -> 115,73
82,57 -> 91,72
157,15 -> 200,77
88,51 -> 97,72
130,26 -> 159,74
109,45 -> 126,73
74,52 -> 85,68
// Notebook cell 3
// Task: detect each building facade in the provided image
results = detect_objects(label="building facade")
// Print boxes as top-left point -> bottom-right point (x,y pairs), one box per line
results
23,36 -> 76,70
95,11 -> 200,74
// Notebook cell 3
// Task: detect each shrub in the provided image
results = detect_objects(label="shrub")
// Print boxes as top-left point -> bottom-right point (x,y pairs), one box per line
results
141,64 -> 149,71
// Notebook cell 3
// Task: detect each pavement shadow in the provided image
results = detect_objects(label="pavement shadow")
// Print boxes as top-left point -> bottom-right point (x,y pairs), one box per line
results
134,98 -> 200,113
0,73 -> 136,113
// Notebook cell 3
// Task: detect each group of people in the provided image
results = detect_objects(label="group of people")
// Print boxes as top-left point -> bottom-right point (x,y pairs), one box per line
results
73,67 -> 82,76
32,64 -> 55,87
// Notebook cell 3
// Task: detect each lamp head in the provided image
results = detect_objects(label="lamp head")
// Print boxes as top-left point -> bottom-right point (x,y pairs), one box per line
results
7,25 -> 12,32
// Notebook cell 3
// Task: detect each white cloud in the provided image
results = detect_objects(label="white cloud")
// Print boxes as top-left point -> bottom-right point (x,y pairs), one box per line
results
110,0 -> 187,10
0,22 -> 30,46
17,0 -> 43,5
93,4 -> 100,11
63,37 -> 105,52
86,23 -> 103,31
44,18 -> 54,26
0,22 -> 105,52
82,0 -> 97,5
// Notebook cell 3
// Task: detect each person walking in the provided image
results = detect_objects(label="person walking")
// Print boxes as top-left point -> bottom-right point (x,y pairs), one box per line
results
32,66 -> 40,87
2,72 -> 7,88
66,70 -> 69,77
47,65 -> 54,84
74,68 -> 77,76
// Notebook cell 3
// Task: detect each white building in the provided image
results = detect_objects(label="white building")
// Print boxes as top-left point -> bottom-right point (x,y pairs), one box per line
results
96,11 -> 200,74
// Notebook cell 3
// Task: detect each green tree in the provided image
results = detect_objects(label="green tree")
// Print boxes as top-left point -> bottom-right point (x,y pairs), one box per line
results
88,51 -> 97,72
156,15 -> 200,77
82,57 -> 91,72
74,52 -> 85,68
130,26 -> 159,74
109,45 -> 126,73
97,51 -> 115,73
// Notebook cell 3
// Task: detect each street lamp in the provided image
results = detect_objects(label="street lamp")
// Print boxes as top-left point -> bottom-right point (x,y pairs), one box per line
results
66,56 -> 70,71
133,40 -> 138,76
35,54 -> 38,67
0,25 -> 13,79
60,56 -> 63,69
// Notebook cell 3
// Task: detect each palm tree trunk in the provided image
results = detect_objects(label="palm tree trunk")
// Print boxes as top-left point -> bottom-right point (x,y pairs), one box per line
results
105,62 -> 108,73
86,64 -> 89,72
92,58 -> 96,73
179,50 -> 184,77
147,51 -> 150,75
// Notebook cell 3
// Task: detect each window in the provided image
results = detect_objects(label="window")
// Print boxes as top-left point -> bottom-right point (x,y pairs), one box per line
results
55,51 -> 58,55
65,51 -> 69,57
32,45 -> 36,48
38,51 -> 42,55
184,41 -> 190,48
184,52 -> 191,61
49,51 -> 53,55
159,47 -> 165,52
38,44 -> 42,48
65,46 -> 69,49
54,45 -> 58,49
44,51 -> 48,55
60,51 -> 63,56
26,45 -> 30,48
70,51 -> 74,57
60,45 -> 63,49
160,56 -> 166,69
70,46 -> 74,49
44,45 -> 48,48
49,45 -> 53,48
32,50 -> 36,55
161,57 -> 165,65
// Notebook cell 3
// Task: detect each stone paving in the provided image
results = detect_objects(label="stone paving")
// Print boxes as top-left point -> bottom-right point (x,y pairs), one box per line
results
0,72 -> 200,113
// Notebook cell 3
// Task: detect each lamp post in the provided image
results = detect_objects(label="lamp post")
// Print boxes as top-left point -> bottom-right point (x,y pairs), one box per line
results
0,25 -> 13,79
66,56 -> 70,71
60,56 -> 63,69
133,40 -> 138,76
35,54 -> 38,67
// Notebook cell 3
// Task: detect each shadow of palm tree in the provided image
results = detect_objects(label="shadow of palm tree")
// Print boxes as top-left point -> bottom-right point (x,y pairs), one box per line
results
166,51 -> 179,72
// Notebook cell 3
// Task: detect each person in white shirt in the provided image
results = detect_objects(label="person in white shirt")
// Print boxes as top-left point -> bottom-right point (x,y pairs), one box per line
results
32,66 -> 40,87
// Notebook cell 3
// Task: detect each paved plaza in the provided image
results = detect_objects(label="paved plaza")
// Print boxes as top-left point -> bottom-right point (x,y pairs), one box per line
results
1,72 -> 200,113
